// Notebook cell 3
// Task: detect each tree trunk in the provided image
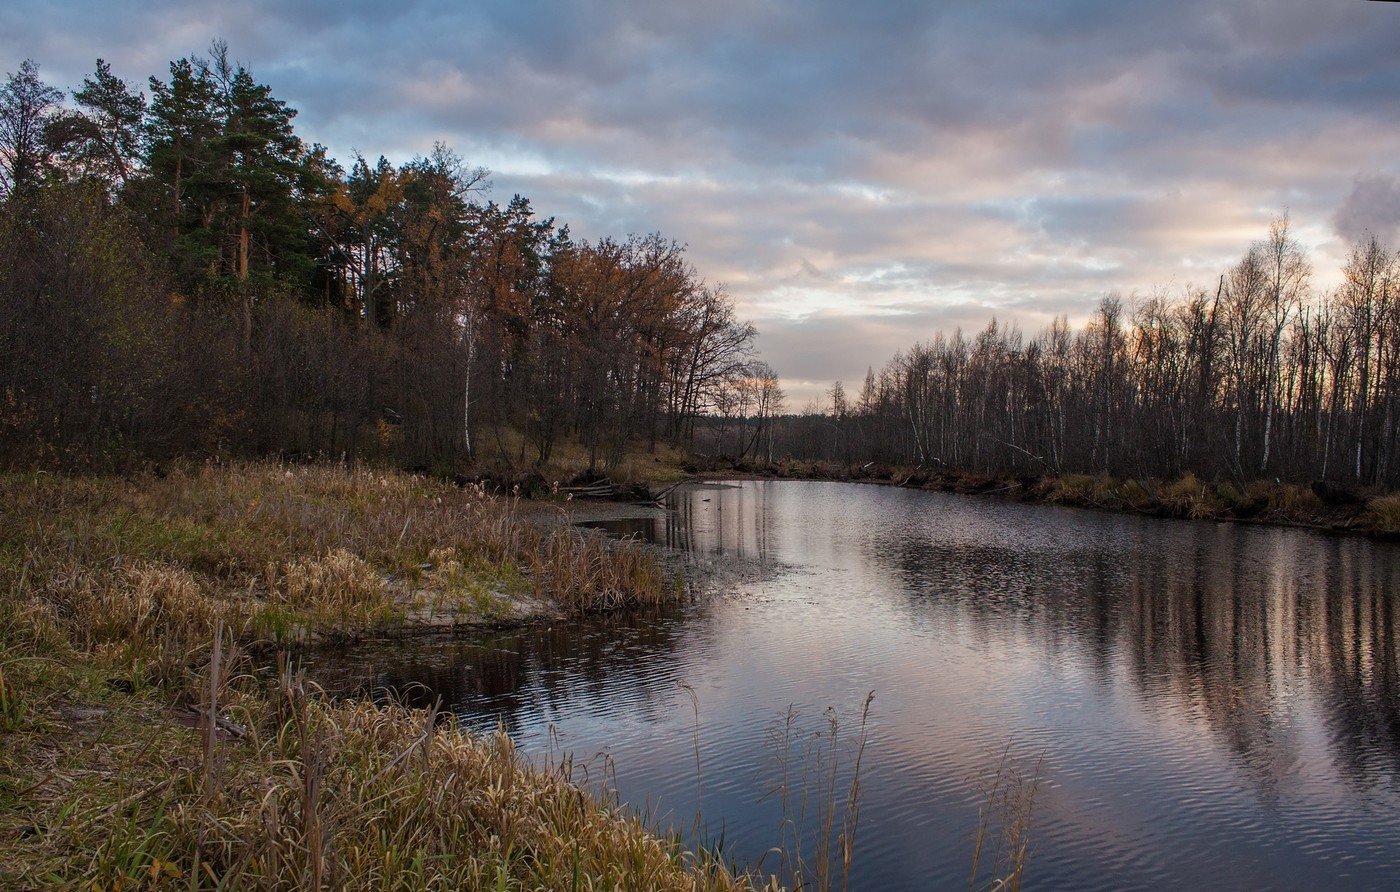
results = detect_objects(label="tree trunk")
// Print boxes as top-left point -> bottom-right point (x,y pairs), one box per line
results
462,317 -> 475,458
239,188 -> 252,360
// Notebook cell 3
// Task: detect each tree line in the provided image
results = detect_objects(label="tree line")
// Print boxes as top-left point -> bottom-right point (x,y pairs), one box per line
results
0,50 -> 758,471
716,218 -> 1400,490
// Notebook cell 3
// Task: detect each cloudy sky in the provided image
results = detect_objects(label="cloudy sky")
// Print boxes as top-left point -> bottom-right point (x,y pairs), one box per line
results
7,1 -> 1400,404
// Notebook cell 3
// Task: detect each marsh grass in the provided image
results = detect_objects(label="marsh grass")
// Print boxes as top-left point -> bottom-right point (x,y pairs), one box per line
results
5,659 -> 764,890
1,461 -> 670,644
761,692 -> 875,892
1159,473 -> 1231,518
0,461 -> 729,889
1366,493 -> 1400,533
1043,471 -> 1337,525
174,670 -> 758,891
968,747 -> 1043,892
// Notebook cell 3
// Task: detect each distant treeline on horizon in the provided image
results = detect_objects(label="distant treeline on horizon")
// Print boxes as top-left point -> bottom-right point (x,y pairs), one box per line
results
0,47 -> 765,471
705,217 -> 1400,489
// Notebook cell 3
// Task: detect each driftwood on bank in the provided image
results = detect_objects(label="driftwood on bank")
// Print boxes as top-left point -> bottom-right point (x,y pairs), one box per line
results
561,478 -> 618,498
645,480 -> 684,505
561,476 -> 684,505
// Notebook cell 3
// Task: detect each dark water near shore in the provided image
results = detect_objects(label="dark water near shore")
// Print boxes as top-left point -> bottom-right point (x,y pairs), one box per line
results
310,480 -> 1400,890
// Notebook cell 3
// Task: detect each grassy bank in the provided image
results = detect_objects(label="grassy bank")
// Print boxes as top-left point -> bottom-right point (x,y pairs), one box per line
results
691,458 -> 1400,537
430,431 -> 693,498
0,462 -> 764,889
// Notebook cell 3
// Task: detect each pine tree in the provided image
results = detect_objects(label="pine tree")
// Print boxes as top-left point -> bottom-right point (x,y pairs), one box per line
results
47,59 -> 145,191
145,57 -> 221,282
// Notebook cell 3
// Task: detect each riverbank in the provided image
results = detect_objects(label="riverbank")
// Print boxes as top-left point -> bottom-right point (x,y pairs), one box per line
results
0,463 -> 764,889
687,457 -> 1400,538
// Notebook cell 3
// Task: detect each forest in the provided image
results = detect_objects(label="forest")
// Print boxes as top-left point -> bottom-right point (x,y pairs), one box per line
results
709,219 -> 1400,491
5,52 -> 1398,492
0,50 -> 761,472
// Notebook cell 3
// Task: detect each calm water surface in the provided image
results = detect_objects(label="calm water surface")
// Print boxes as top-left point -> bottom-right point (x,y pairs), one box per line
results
311,481 -> 1400,890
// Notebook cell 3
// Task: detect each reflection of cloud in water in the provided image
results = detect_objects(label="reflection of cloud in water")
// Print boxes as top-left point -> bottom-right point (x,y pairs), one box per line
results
309,480 -> 1400,890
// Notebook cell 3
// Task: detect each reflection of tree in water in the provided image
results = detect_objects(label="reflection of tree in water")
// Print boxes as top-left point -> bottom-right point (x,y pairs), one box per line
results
1309,546 -> 1400,790
876,520 -> 1400,793
311,483 -> 773,742
580,484 -> 777,561
311,605 -> 699,738
667,484 -> 776,562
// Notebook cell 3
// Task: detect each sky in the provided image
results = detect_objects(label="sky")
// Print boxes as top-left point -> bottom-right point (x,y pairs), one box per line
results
6,1 -> 1400,405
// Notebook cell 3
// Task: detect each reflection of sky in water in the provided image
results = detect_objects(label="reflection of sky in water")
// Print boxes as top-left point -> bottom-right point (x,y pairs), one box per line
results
311,481 -> 1400,891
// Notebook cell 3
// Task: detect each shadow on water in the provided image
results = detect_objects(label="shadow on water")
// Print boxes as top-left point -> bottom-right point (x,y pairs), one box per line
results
312,606 -> 694,739
577,516 -> 666,543
308,480 -> 1400,891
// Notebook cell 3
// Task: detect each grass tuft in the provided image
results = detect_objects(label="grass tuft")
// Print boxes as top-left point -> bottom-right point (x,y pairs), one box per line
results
1366,493 -> 1400,533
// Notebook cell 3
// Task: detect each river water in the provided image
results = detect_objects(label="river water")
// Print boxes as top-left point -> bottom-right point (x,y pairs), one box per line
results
310,480 -> 1400,890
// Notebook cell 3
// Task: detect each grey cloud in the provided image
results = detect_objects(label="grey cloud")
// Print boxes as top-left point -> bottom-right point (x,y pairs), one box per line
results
1334,174 -> 1400,247
6,0 -> 1400,395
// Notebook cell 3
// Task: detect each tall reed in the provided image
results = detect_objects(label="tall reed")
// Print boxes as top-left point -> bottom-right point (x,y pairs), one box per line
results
761,692 -> 875,892
968,745 -> 1043,892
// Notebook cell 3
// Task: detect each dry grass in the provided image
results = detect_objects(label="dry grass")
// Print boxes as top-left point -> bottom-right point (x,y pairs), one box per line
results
762,693 -> 875,892
1,660 -> 767,890
0,461 -> 744,890
968,747 -> 1042,892
46,675 -> 760,890
1045,473 -> 1113,507
1042,471 -> 1357,527
1158,473 -> 1229,519
467,425 -> 691,485
1366,493 -> 1400,533
0,461 -> 670,635
1243,479 -> 1326,519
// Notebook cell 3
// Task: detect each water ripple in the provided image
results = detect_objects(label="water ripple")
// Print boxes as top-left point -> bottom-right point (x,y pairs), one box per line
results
309,480 -> 1400,891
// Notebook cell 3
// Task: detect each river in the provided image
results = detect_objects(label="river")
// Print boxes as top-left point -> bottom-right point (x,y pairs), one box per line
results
309,480 -> 1400,890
